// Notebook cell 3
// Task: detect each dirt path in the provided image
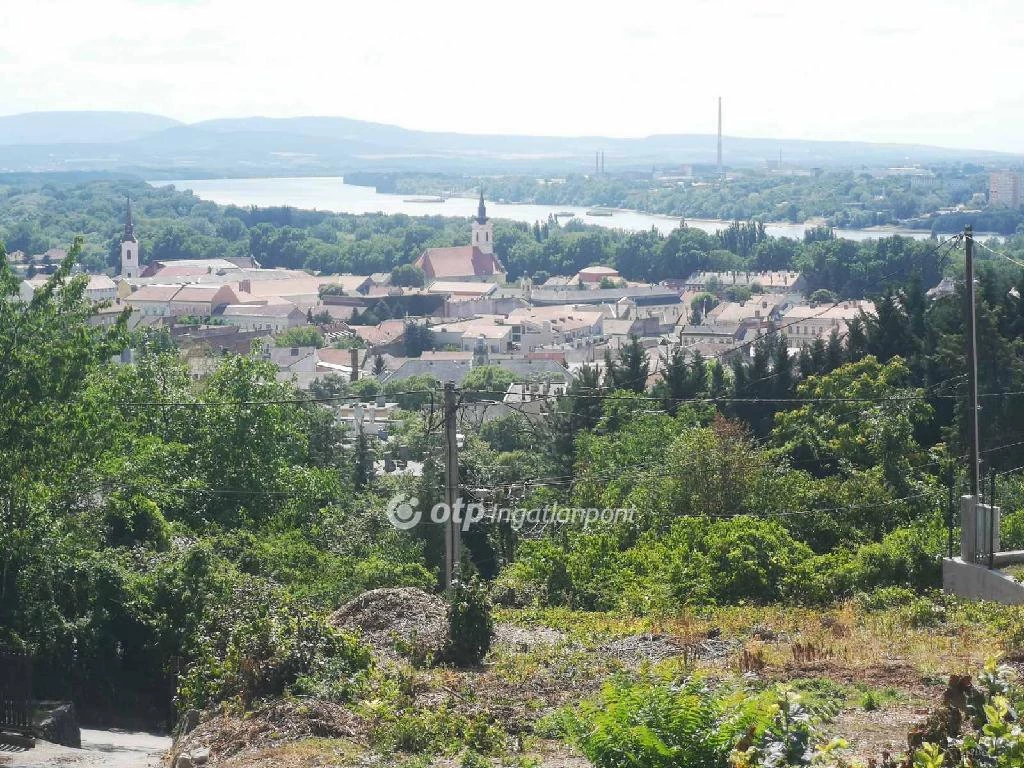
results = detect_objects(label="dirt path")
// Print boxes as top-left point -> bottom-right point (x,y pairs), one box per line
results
0,729 -> 170,768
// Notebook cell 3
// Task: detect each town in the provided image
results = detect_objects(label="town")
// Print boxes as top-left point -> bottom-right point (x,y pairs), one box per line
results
6,2 -> 1024,766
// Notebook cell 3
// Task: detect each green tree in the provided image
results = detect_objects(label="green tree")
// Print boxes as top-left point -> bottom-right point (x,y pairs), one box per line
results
275,326 -> 325,348
461,365 -> 517,400
390,263 -> 426,287
603,336 -> 649,393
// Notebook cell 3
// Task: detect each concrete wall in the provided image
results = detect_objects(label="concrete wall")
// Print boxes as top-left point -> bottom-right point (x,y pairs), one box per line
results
942,557 -> 1024,605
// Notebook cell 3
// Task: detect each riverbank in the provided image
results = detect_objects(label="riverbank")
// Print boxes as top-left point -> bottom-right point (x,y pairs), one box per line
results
152,176 -> 937,242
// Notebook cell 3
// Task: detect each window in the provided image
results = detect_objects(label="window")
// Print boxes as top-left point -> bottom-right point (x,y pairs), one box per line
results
125,250 -> 132,260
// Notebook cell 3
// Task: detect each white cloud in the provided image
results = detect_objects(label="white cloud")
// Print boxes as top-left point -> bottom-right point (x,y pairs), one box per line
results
1,0 -> 1023,152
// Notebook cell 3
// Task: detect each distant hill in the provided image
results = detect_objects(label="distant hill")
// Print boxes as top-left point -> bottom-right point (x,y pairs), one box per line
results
0,111 -> 1018,176
0,111 -> 182,145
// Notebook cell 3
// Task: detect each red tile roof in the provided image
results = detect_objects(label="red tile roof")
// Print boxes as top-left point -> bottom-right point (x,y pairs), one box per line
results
414,246 -> 505,280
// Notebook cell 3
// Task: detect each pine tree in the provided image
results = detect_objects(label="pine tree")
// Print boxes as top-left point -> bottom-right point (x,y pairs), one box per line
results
709,359 -> 728,398
772,333 -> 794,397
353,427 -> 373,490
798,345 -> 815,378
810,337 -> 827,374
825,328 -> 845,371
846,316 -> 868,361
372,354 -> 386,376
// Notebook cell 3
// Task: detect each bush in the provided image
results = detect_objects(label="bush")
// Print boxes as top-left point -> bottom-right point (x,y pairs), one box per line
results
175,583 -> 371,711
445,576 -> 493,666
100,493 -> 171,550
570,674 -> 775,768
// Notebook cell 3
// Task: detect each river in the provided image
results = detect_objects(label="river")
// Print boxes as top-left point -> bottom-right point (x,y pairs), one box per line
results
151,176 -> 935,242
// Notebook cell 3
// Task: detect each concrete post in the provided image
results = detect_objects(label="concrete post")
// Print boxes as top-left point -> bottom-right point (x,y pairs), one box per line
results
961,495 -> 978,562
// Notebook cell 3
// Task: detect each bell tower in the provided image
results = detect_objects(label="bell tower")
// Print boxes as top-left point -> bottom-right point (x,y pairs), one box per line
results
470,189 -> 494,255
120,196 -> 139,278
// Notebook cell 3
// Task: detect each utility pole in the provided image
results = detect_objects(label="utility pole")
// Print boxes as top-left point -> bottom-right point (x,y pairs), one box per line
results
965,226 -> 981,498
443,381 -> 461,593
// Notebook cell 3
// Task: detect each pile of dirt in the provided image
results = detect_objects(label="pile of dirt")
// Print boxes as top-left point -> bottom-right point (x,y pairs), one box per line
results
170,699 -> 364,767
329,586 -> 449,663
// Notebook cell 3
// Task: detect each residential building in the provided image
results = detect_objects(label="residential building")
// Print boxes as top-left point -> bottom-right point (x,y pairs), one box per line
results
431,315 -> 516,354
140,258 -> 242,279
530,284 -> 681,307
168,285 -> 239,317
927,277 -> 957,300
124,285 -> 180,317
383,357 -> 574,387
220,302 -> 307,332
680,270 -> 804,294
576,265 -> 621,285
20,274 -> 118,304
507,305 -> 605,349
781,300 -> 875,347
426,281 -> 498,299
989,170 -> 1023,209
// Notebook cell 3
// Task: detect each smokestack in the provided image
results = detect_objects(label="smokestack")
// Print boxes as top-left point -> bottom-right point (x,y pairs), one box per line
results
350,346 -> 359,382
595,151 -> 599,174
717,97 -> 723,176
601,151 -> 605,174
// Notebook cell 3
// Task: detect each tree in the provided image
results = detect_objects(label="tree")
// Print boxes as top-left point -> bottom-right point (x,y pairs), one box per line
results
548,364 -> 603,469
809,288 -> 838,304
0,238 -> 129,631
689,292 -> 718,324
372,354 -> 386,376
725,285 -> 753,303
771,356 -> 932,492
390,263 -> 426,288
461,365 -> 517,400
603,336 -> 649,393
275,326 -> 324,348
404,322 -> 433,357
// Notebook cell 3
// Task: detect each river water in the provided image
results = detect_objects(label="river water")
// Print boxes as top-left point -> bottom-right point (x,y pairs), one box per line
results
152,175 -> 935,242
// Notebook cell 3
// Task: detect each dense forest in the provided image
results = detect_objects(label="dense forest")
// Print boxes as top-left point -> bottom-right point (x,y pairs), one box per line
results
349,169 -> 1024,234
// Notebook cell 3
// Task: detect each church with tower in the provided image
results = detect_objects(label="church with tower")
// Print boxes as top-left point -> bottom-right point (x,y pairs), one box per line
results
470,190 -> 494,255
412,190 -> 506,283
120,196 -> 138,279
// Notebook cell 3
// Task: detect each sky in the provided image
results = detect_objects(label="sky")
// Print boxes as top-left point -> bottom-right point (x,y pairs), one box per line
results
2,0 -> 1023,152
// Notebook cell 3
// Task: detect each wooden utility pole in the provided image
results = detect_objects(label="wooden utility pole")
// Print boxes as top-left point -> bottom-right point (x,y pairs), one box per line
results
443,381 -> 461,593
964,226 -> 981,497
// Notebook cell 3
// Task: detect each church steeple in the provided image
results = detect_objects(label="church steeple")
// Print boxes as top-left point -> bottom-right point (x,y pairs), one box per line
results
120,195 -> 139,278
470,189 -> 494,256
476,189 -> 487,224
122,195 -> 136,243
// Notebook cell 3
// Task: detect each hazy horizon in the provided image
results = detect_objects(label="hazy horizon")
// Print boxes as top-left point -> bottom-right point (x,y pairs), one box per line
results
3,0 -> 1023,153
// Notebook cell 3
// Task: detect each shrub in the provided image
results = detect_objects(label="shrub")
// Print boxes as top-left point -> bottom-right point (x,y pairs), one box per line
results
446,576 -> 493,666
570,674 -> 776,768
175,583 -> 371,711
100,493 -> 171,550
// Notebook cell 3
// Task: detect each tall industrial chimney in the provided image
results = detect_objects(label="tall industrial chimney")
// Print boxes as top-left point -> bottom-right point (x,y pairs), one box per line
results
717,97 -> 723,177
